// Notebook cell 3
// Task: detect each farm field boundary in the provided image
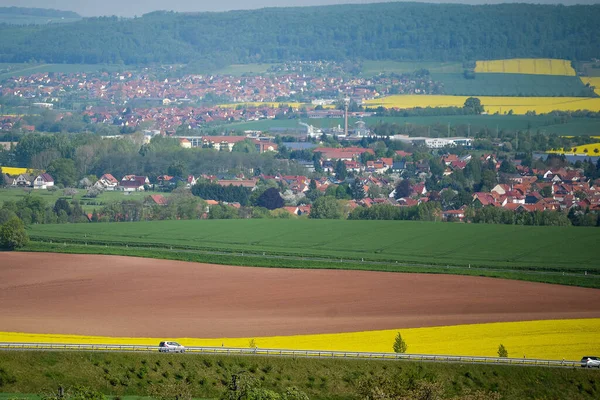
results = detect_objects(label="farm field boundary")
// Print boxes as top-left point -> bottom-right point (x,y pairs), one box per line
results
364,95 -> 600,114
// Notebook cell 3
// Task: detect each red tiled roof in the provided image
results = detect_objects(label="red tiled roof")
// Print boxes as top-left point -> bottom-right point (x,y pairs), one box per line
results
150,194 -> 168,206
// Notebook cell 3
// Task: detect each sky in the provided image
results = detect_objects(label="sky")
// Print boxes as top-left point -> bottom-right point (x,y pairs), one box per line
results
0,0 -> 598,17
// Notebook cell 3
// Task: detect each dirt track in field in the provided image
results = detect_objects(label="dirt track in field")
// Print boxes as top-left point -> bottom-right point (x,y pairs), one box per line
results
1,253 -> 599,338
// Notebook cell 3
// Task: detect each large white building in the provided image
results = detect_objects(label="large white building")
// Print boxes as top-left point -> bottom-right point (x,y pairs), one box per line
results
391,135 -> 473,149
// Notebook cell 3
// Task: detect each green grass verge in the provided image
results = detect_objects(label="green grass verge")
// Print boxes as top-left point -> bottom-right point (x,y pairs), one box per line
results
432,73 -> 592,97
0,189 -> 168,213
20,241 -> 599,288
1,351 -> 599,399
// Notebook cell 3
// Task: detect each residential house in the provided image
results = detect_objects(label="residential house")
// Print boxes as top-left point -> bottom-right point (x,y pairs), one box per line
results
15,173 -> 33,186
94,173 -> 119,191
283,205 -> 311,216
491,184 -> 511,196
395,150 -> 412,158
118,175 -> 149,192
392,160 -> 406,172
33,173 -> 54,190
413,183 -> 427,196
2,173 -> 15,186
179,138 -> 192,148
472,192 -> 498,208
148,194 -> 169,206
442,208 -> 466,222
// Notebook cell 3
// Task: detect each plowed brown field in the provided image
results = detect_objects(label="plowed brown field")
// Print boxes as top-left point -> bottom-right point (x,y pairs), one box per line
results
1,253 -> 599,338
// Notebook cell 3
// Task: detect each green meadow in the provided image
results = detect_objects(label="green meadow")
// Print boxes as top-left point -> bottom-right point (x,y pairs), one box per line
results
0,188 -> 168,213
26,219 -> 600,272
219,115 -> 600,136
432,73 -> 592,97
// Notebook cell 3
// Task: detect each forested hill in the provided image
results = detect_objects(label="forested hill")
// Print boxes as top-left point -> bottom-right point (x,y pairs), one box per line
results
0,3 -> 598,66
0,7 -> 80,18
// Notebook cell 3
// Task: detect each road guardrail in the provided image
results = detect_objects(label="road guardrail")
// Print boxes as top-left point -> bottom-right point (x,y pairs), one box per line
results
0,342 -> 584,369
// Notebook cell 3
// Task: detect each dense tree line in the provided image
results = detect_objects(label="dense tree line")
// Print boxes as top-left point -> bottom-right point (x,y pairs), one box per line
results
191,182 -> 251,206
2,133 -> 305,184
0,7 -> 80,18
0,195 -> 88,226
0,3 -> 598,65
348,202 -> 442,222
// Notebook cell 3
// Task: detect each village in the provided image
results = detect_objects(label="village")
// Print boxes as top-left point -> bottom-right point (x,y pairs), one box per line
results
2,135 -> 599,224
0,66 -> 439,134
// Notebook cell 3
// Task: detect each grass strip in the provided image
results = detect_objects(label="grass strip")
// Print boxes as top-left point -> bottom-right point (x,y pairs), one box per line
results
20,241 -> 600,288
0,351 -> 599,399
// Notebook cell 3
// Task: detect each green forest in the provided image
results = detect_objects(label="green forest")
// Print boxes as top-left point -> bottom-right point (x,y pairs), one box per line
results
0,3 -> 598,66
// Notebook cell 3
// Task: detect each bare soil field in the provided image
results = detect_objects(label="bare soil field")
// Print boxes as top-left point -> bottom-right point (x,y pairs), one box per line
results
1,253 -> 599,338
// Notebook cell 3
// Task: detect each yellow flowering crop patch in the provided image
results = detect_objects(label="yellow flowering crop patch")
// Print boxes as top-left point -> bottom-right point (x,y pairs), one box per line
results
581,77 -> 600,95
475,59 -> 576,76
2,319 -> 598,361
364,95 -> 600,114
548,142 -> 600,155
0,166 -> 36,175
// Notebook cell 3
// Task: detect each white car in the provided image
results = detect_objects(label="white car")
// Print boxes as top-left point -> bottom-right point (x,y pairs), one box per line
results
158,341 -> 185,353
580,356 -> 600,368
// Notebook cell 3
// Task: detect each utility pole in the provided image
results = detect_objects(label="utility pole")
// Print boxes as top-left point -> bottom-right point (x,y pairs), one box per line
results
467,123 -> 471,138
344,97 -> 350,138
447,122 -> 450,137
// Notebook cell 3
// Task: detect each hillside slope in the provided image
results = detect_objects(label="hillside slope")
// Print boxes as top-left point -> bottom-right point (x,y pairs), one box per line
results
0,3 -> 598,65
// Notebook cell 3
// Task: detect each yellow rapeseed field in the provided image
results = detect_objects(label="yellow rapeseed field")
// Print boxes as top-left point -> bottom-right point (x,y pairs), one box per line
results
0,166 -> 35,175
547,142 -> 600,155
364,95 -> 600,114
581,77 -> 600,96
2,319 -> 598,361
475,59 -> 576,76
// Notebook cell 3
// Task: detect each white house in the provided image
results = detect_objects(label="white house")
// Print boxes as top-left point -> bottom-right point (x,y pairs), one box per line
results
15,173 -> 33,186
94,173 -> 119,191
33,173 -> 54,189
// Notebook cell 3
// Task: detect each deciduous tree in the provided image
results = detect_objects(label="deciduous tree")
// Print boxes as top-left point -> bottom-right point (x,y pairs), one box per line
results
0,216 -> 29,250
309,196 -> 342,219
